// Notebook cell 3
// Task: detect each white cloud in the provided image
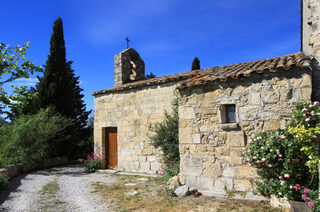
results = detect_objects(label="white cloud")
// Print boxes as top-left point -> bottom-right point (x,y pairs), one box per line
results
9,78 -> 39,87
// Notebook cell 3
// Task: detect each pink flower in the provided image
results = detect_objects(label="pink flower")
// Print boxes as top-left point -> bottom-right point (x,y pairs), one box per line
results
270,149 -> 273,152
279,176 -> 283,180
314,101 -> 319,106
302,108 -> 308,113
278,154 -> 283,158
294,159 -> 300,163
280,181 -> 284,185
305,118 -> 310,122
268,164 -> 273,168
247,158 -> 250,162
308,202 -> 314,209
312,135 -> 317,140
302,194 -> 308,201
240,157 -> 244,160
308,156 -> 312,160
253,156 -> 258,160
247,163 -> 252,167
280,135 -> 286,140
247,150 -> 251,153
294,184 -> 301,191
284,174 -> 290,179
303,188 -> 311,193
283,197 -> 288,201
261,158 -> 266,162
270,178 -> 274,182
309,105 -> 314,109
248,139 -> 252,144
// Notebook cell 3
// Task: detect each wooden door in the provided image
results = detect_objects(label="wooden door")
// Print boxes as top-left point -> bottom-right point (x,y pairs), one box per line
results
105,127 -> 118,169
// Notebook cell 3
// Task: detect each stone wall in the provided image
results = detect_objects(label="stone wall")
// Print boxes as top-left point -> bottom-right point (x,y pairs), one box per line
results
177,69 -> 312,198
302,0 -> 320,100
94,82 -> 177,174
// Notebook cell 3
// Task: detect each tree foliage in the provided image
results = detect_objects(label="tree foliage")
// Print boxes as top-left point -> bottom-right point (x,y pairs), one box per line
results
0,42 -> 42,119
146,72 -> 156,79
191,57 -> 200,70
36,17 -> 91,158
0,107 -> 73,167
148,98 -> 179,163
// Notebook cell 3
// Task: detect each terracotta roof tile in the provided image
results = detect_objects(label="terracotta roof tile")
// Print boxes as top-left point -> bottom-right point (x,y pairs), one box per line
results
177,52 -> 311,89
93,52 -> 311,95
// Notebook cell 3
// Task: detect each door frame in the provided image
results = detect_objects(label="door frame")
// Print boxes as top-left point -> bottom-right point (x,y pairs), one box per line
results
103,127 -> 118,169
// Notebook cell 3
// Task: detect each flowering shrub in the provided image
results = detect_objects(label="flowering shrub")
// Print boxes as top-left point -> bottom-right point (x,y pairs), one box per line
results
287,101 -> 320,173
0,174 -> 8,190
157,161 -> 180,182
242,102 -> 319,203
85,152 -> 103,173
295,184 -> 319,211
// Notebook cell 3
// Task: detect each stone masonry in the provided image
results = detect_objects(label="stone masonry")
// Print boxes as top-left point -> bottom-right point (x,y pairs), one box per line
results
177,69 -> 312,197
94,82 -> 176,173
114,48 -> 145,86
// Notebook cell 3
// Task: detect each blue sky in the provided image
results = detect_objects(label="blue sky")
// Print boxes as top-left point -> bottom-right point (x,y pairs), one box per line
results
1,0 -> 301,114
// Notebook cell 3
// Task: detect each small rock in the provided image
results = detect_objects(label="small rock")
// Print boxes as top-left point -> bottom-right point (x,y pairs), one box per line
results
168,176 -> 180,190
178,173 -> 186,185
174,185 -> 190,197
124,191 -> 138,196
124,183 -> 136,186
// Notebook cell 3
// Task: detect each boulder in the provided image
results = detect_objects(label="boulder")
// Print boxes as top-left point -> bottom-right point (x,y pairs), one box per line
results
174,185 -> 190,197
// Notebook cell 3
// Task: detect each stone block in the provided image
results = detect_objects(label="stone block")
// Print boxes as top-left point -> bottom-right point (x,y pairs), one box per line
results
310,33 -> 320,44
186,176 -> 197,187
203,163 -> 221,178
193,133 -> 201,144
234,179 -> 252,191
264,120 -> 280,131
205,90 -> 220,98
213,179 -> 226,192
237,166 -> 259,178
250,92 -> 261,105
179,127 -> 193,144
196,176 -> 214,191
140,162 -> 150,172
181,155 -> 203,176
181,106 -> 196,119
151,162 -> 161,171
300,87 -> 312,101
222,167 -> 237,178
225,132 -> 245,147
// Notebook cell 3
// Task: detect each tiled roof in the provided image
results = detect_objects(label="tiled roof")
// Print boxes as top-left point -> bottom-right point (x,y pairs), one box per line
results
178,52 -> 311,89
93,52 -> 311,95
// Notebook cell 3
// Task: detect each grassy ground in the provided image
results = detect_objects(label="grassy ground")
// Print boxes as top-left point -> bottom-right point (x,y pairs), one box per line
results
92,174 -> 281,212
38,174 -> 65,212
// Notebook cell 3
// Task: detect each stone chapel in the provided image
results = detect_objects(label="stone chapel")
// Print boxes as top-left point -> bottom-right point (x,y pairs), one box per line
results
93,0 -> 320,198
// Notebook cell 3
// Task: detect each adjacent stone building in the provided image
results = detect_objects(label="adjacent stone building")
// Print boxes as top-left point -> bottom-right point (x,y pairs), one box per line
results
93,0 -> 320,198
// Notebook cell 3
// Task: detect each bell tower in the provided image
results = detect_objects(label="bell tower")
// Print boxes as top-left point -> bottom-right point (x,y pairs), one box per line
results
114,48 -> 145,87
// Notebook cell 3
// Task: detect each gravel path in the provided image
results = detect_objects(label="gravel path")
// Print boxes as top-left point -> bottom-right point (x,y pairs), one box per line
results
0,164 -> 117,212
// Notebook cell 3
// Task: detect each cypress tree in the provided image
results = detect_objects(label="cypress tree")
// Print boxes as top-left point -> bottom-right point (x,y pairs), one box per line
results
191,57 -> 200,70
37,17 -> 90,157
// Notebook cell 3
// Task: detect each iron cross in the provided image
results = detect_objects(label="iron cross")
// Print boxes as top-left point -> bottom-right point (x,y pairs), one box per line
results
125,37 -> 130,48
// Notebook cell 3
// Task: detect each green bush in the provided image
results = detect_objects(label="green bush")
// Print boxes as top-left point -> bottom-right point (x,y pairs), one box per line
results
148,97 -> 179,163
85,152 -> 102,173
157,161 -> 180,182
0,107 -> 74,167
242,102 -> 319,205
0,174 -> 8,190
